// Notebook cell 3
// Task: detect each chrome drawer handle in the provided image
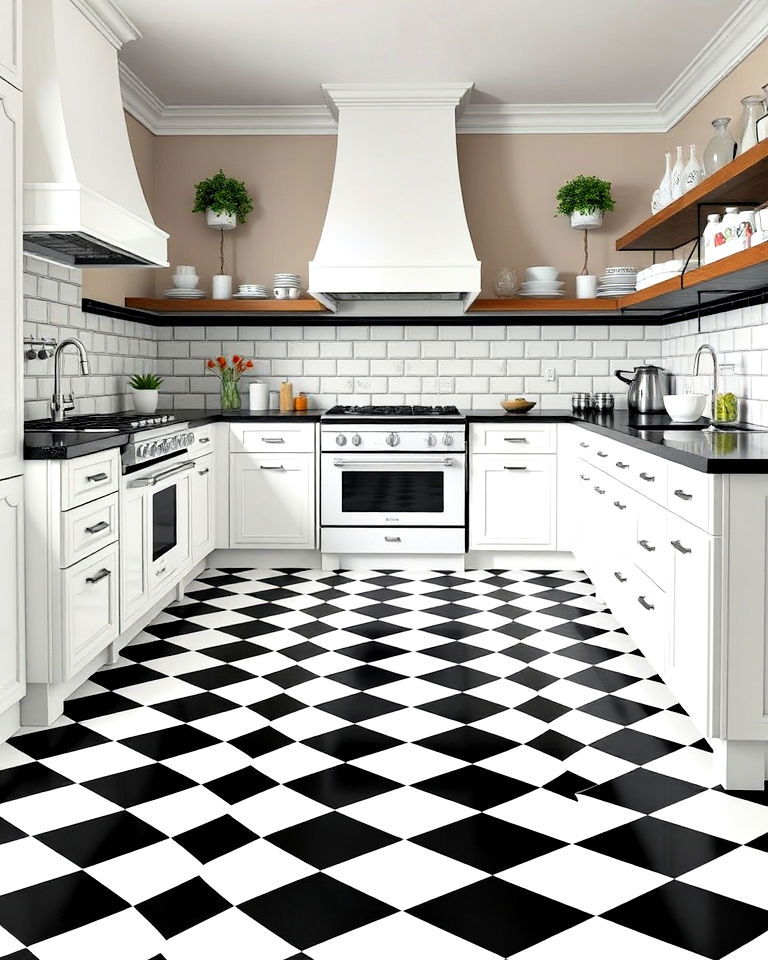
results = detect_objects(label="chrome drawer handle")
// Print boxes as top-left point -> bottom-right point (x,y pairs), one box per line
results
156,566 -> 166,576
638,539 -> 655,552
614,571 -> 627,583
198,437 -> 210,444
579,441 -> 589,448
504,465 -> 527,471
638,595 -> 655,611
674,489 -> 693,501
579,473 -> 590,481
129,461 -> 195,487
86,568 -> 110,584
198,468 -> 210,476
86,472 -> 108,482
616,461 -> 629,469
504,437 -> 527,443
613,501 -> 626,510
639,472 -> 655,482
671,539 -> 692,554
597,451 -> 608,458
262,437 -> 285,443
260,465 -> 284,470
384,536 -> 401,542
593,485 -> 605,495
85,521 -> 109,535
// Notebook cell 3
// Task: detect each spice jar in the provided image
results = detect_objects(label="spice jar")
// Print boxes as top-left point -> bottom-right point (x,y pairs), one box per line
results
294,392 -> 308,412
714,363 -> 741,424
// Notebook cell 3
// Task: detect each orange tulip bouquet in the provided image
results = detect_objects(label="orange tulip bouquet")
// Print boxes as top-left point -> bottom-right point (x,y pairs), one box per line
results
206,354 -> 253,409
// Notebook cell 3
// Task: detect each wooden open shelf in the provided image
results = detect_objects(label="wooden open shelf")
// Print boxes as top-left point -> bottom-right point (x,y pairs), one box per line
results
617,140 -> 768,252
125,298 -> 328,313
469,297 -> 618,313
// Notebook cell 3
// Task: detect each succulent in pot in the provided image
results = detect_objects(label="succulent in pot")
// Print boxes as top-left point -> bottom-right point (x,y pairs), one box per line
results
128,372 -> 164,415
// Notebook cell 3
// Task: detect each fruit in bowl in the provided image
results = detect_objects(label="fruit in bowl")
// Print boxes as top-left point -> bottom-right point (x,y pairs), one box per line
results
663,393 -> 707,423
501,398 -> 537,414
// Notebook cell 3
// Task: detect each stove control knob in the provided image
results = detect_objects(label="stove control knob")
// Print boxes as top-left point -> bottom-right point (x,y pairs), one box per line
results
386,432 -> 400,447
149,442 -> 158,457
186,432 -> 194,445
136,444 -> 145,458
336,434 -> 347,446
442,434 -> 454,447
426,433 -> 436,447
351,433 -> 362,447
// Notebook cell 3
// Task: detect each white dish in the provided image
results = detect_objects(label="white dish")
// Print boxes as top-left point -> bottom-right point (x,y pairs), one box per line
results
172,274 -> 199,290
603,266 -> 638,275
520,284 -> 565,292
232,292 -> 269,299
525,266 -> 559,282
163,289 -> 206,298
519,292 -> 564,298
663,393 -> 707,422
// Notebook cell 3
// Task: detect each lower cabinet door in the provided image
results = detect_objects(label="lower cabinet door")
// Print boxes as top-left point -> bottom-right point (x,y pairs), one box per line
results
190,454 -> 215,563
120,482 -> 151,629
470,454 -> 556,549
0,476 -> 24,713
230,453 -> 315,548
668,515 -> 718,736
62,541 -> 119,680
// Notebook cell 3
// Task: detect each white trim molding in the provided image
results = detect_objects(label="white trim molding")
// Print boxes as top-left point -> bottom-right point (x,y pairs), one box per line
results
70,0 -> 140,49
119,0 -> 768,136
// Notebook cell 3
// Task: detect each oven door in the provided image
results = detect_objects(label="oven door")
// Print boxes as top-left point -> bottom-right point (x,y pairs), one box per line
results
322,453 -> 465,526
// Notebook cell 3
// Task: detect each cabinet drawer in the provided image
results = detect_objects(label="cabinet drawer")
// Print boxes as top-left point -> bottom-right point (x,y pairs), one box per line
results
60,450 -> 119,510
666,462 -> 719,533
322,527 -> 464,555
633,501 -> 671,589
626,565 -> 669,675
60,493 -> 118,568
191,423 -> 215,453
470,422 -> 555,454
470,454 -> 556,549
61,542 -> 119,680
626,449 -> 667,506
230,422 -> 315,453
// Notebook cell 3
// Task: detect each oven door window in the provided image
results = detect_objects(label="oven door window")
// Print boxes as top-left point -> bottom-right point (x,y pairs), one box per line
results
152,485 -> 177,561
341,470 -> 444,513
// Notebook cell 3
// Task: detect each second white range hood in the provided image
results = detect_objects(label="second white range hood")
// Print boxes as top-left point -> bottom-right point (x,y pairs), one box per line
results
309,84 -> 481,315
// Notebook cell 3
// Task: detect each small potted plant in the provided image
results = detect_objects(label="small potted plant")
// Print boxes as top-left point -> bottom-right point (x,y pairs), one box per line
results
192,170 -> 254,298
556,174 -> 615,229
128,373 -> 163,415
206,354 -> 253,410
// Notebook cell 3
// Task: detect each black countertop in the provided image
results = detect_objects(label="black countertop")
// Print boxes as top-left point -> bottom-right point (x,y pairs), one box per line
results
24,406 -> 768,473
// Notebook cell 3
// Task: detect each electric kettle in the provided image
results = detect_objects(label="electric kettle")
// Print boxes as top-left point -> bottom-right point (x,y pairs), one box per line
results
614,365 -> 670,413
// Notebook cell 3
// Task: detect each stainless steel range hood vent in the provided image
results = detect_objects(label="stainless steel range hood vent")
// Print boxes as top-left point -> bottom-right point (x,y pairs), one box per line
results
309,84 -> 481,315
23,0 -> 168,269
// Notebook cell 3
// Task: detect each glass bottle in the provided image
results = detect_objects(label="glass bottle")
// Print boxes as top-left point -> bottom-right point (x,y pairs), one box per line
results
683,144 -> 705,192
758,84 -> 768,143
492,268 -> 517,298
703,117 -> 736,174
714,363 -> 741,424
736,95 -> 766,155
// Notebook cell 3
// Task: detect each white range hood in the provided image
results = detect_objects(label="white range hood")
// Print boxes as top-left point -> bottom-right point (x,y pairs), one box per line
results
309,84 -> 481,315
23,0 -> 168,267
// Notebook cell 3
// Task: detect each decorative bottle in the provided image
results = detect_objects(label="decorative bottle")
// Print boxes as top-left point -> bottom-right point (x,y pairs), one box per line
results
657,152 -> 673,209
702,213 -> 722,265
683,144 -> 705,192
703,117 -> 736,174
670,146 -> 685,200
758,84 -> 768,143
736,95 -> 766,155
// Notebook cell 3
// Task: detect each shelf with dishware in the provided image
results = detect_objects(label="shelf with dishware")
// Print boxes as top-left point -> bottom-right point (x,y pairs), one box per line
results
125,298 -> 329,314
616,139 -> 768,252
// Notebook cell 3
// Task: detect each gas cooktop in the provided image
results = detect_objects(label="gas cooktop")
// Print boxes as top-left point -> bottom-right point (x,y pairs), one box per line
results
26,413 -> 177,433
324,405 -> 462,417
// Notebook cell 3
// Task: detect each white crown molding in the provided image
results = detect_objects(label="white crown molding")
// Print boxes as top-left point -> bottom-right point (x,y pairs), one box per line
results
70,0 -> 141,49
119,0 -> 766,136
656,0 -> 768,129
321,83 -> 475,119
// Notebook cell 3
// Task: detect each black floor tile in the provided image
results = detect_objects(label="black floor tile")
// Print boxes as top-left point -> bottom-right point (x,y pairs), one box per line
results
205,766 -> 277,804
527,729 -> 584,760
143,620 -> 207,640
267,811 -> 397,869
63,692 -> 138,722
152,692 -> 237,722
579,694 -> 661,726
592,728 -> 682,765
202,640 -> 270,662
302,726 -> 400,762
336,641 -> 406,662
290,621 -> 336,639
178,664 -> 254,690
508,666 -> 558,691
417,726 -> 514,763
121,725 -> 218,761
343,621 -> 408,640
10,725 -> 107,760
175,814 -> 258,863
550,621 -> 610,642
419,693 -> 506,724
249,693 -> 305,721
279,641 -> 327,661
569,665 -> 638,693
230,727 -> 292,758
421,665 -> 495,691
137,877 -> 229,939
422,641 -> 488,663
93,664 -> 163,690
415,766 -> 534,810
329,664 -> 401,690
0,763 -> 72,802
421,622 -> 485,641
287,765 -> 398,808
556,641 -> 621,664
0,818 -> 25,844
516,696 -> 570,722
317,693 -> 402,723
84,764 -> 195,807
38,811 -> 164,867
500,642 -> 548,663
121,639 -> 187,663
582,768 -> 705,814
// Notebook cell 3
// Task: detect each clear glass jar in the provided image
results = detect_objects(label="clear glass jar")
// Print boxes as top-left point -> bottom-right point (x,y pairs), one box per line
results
492,268 -> 517,298
703,117 -> 736,174
714,363 -> 741,423
736,95 -> 766,155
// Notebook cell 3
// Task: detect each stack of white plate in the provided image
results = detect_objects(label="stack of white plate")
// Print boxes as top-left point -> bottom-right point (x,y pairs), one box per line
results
163,288 -> 206,299
597,266 -> 637,297
519,266 -> 563,298
233,283 -> 268,300
274,273 -> 302,290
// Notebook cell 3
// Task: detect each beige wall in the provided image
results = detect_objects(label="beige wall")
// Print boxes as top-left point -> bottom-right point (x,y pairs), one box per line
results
82,38 -> 768,305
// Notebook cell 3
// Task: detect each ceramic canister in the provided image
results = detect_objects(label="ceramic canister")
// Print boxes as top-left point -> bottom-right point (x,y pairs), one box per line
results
249,381 -> 269,411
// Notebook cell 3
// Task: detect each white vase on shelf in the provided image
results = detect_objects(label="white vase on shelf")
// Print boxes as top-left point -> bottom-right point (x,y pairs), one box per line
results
704,117 -> 736,174
683,144 -> 705,193
670,146 -> 685,200
736,95 -> 766,155
657,152 -> 673,209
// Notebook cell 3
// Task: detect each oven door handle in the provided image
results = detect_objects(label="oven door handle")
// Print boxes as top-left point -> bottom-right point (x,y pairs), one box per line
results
333,457 -> 455,467
128,460 -> 195,487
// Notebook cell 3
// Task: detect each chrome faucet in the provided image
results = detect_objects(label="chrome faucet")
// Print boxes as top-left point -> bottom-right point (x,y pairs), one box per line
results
51,338 -> 90,421
693,343 -> 719,429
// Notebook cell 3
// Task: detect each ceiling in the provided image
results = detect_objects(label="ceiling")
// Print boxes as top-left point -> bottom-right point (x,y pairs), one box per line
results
116,0 -> 743,106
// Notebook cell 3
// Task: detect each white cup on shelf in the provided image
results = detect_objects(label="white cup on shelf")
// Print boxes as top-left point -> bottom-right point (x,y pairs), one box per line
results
576,275 -> 598,299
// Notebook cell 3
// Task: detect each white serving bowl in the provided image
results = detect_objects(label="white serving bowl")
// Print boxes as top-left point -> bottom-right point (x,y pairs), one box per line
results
172,273 -> 199,289
526,266 -> 559,282
663,393 -> 707,422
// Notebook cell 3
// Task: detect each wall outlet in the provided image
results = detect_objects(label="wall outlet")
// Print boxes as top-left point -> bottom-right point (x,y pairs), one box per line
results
544,367 -> 556,382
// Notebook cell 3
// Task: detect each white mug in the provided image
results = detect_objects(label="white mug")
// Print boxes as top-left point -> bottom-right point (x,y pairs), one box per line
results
576,275 -> 598,299
212,274 -> 232,299
273,288 -> 290,299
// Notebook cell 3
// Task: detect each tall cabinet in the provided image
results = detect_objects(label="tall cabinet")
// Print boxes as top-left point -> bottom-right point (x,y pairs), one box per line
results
0,0 -> 24,738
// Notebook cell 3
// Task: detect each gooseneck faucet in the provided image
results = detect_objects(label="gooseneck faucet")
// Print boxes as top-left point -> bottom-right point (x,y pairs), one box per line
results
693,343 -> 719,430
51,338 -> 90,421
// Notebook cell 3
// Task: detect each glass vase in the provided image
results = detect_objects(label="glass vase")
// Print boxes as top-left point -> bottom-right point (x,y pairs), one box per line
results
703,117 -> 736,175
220,374 -> 241,410
736,95 -> 766,155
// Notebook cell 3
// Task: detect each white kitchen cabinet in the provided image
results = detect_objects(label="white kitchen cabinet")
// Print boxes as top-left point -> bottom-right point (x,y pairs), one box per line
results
120,481 -> 151,628
0,77 -> 21,481
0,475 -> 24,715
190,453 -> 215,562
61,542 -> 119,680
470,454 -> 556,550
230,452 -> 315,548
0,1 -> 20,90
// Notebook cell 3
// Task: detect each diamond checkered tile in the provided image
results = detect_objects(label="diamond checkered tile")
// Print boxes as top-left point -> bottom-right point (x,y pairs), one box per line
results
1,565 -> 767,960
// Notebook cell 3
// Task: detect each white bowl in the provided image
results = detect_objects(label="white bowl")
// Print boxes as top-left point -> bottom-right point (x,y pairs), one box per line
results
663,393 -> 707,422
526,266 -> 559,282
520,280 -> 565,290
175,264 -> 197,275
172,273 -> 200,289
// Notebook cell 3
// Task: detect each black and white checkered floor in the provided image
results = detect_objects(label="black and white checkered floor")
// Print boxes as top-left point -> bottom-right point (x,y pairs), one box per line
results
2,568 -> 768,959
